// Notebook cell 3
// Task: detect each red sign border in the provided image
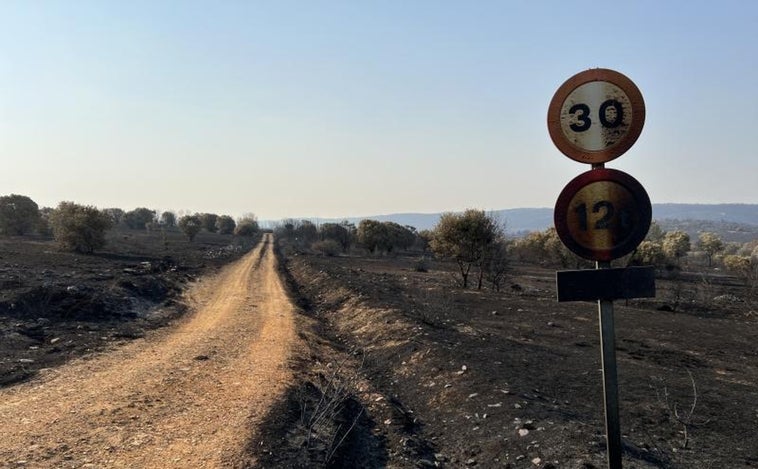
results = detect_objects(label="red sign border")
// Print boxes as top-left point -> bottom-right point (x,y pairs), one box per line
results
554,168 -> 652,261
547,68 -> 646,164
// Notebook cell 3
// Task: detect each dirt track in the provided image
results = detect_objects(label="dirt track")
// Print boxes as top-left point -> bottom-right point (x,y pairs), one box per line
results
0,234 -> 297,468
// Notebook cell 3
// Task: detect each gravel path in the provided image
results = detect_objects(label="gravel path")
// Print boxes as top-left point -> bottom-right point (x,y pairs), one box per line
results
0,234 -> 298,468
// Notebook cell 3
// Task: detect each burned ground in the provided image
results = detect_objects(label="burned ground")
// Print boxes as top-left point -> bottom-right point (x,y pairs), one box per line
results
0,229 -> 258,387
2,231 -> 757,468
256,244 -> 758,468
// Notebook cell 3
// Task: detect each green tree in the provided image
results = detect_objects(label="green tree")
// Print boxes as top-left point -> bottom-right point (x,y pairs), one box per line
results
294,220 -> 318,244
662,230 -> 691,263
178,214 -> 203,242
0,194 -> 40,236
320,223 -> 351,252
429,209 -> 500,289
632,240 -> 666,267
723,254 -> 757,293
124,207 -> 156,230
357,220 -> 388,253
512,228 -> 576,267
697,232 -> 724,267
200,213 -> 219,233
160,211 -> 176,228
234,216 -> 259,237
102,208 -> 125,226
390,223 -> 417,251
49,202 -> 112,253
216,215 -> 236,235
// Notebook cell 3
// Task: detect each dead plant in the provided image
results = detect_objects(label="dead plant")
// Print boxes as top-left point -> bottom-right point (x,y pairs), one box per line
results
654,370 -> 711,450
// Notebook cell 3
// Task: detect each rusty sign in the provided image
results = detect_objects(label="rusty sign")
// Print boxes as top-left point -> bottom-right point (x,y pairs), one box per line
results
554,168 -> 651,262
547,68 -> 645,164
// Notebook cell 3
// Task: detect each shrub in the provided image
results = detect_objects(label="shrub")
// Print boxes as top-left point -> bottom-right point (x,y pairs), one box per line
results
312,239 -> 342,256
49,202 -> 112,253
311,239 -> 342,257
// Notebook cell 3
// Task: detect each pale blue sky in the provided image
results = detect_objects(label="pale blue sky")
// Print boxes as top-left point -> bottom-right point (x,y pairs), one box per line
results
2,1 -> 757,219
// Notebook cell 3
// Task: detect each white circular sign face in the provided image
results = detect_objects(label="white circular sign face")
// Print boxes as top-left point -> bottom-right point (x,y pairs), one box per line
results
559,81 -> 634,152
547,69 -> 645,164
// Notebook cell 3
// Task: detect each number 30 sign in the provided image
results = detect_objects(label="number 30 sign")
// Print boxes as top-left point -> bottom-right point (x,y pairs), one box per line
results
547,69 -> 645,164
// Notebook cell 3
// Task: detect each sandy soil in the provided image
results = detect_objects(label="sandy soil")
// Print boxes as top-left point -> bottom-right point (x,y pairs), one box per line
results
0,234 -> 297,468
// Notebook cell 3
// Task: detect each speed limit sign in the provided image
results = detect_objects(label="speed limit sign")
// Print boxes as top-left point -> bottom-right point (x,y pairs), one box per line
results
554,168 -> 651,261
547,68 -> 645,164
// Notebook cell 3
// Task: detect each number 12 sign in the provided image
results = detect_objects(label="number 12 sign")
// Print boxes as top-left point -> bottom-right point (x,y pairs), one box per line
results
547,68 -> 645,164
554,168 -> 651,261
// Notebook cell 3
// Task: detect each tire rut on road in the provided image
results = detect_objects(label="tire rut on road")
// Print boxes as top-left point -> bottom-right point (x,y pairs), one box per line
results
0,234 -> 298,468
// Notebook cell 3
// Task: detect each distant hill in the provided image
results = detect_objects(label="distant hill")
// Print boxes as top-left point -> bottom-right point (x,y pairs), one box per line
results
263,203 -> 758,241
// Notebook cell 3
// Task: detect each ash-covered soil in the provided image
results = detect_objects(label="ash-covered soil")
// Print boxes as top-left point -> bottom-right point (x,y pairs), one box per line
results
260,243 -> 758,468
0,229 -> 258,387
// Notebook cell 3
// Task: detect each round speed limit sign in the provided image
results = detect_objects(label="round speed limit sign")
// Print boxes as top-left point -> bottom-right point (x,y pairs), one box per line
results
554,168 -> 651,261
547,68 -> 645,164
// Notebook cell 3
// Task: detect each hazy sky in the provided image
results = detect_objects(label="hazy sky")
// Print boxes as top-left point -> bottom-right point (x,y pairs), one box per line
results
2,1 -> 757,220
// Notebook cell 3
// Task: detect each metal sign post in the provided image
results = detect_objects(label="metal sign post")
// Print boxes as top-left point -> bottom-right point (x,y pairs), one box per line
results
597,261 -> 622,469
547,68 -> 655,469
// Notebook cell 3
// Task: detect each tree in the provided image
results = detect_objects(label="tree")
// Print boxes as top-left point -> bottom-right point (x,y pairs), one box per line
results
235,216 -> 259,237
357,220 -> 388,254
697,232 -> 724,267
386,223 -> 417,252
160,211 -> 176,227
430,209 -> 501,289
124,207 -> 156,230
200,213 -> 219,233
662,230 -> 690,263
37,207 -> 54,237
723,254 -> 757,293
294,220 -> 318,244
632,240 -> 666,267
216,215 -> 236,235
483,237 -> 510,292
512,228 -> 577,267
0,194 -> 40,236
646,221 -> 665,243
102,208 -> 125,226
49,202 -> 112,253
417,229 -> 434,253
178,214 -> 203,242
320,223 -> 351,252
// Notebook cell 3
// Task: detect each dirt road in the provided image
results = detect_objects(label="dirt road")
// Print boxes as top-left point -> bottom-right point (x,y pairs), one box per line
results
0,234 -> 298,468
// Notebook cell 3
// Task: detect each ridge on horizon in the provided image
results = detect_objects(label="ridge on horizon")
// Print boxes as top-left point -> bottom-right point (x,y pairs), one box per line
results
262,203 -> 758,234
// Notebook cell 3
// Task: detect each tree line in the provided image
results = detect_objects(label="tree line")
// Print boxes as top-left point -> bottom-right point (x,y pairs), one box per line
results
0,194 -> 259,254
4,193 -> 755,291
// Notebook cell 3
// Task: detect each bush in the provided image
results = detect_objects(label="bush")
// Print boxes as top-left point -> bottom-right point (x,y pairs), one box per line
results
312,239 -> 342,257
49,202 -> 112,253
